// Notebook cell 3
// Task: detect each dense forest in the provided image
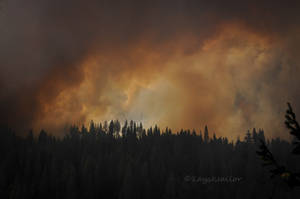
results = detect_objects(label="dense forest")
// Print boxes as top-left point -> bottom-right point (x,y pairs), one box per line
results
1,120 -> 300,199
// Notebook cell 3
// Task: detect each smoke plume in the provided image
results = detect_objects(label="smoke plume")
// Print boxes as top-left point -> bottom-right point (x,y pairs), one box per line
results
1,0 -> 300,139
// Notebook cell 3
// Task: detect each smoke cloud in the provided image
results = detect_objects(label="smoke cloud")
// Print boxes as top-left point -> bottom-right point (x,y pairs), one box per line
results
1,0 -> 300,139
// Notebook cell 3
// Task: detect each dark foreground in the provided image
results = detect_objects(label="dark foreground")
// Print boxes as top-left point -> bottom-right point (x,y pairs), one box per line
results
0,122 -> 300,199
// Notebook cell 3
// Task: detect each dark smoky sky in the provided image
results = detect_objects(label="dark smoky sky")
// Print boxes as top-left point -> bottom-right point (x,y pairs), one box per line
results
1,0 -> 300,139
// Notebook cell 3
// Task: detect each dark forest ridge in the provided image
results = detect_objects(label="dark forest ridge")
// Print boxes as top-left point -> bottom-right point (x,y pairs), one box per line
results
1,122 -> 300,199
1,103 -> 300,198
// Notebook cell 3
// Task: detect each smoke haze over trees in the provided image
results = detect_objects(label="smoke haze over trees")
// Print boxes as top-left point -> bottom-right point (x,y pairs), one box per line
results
2,1 -> 300,198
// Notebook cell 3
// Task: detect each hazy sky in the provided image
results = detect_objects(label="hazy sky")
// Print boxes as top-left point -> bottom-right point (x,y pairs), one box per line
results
1,0 -> 300,139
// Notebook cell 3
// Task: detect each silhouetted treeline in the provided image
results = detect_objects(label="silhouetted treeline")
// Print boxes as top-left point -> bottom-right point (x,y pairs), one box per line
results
0,121 -> 300,199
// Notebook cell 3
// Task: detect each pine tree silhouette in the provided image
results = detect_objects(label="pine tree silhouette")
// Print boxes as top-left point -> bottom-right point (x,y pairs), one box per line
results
256,103 -> 300,198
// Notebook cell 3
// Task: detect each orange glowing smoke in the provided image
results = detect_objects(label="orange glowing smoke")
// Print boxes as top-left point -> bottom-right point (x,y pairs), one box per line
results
1,0 -> 300,140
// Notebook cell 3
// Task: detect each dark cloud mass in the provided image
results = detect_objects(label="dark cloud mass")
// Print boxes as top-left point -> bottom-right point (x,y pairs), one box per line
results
1,0 -> 300,139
